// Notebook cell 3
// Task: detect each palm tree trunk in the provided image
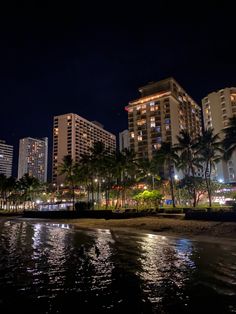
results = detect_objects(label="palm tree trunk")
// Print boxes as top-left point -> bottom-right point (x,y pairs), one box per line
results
169,165 -> 176,208
204,161 -> 212,207
91,180 -> 94,210
72,185 -> 75,211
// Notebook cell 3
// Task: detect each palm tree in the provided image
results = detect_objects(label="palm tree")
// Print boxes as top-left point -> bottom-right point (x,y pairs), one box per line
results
79,141 -> 114,209
198,128 -> 222,207
136,158 -> 160,190
18,174 -> 41,210
175,130 -> 201,207
113,149 -> 137,208
0,174 -> 7,209
59,155 -> 78,210
100,154 -> 116,209
222,116 -> 236,159
153,142 -> 179,207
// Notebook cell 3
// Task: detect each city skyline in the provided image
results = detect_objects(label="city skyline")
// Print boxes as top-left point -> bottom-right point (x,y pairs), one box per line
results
0,3 -> 236,177
1,80 -> 236,180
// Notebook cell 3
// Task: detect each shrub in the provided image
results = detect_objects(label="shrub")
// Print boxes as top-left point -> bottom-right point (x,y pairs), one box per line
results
75,201 -> 91,211
163,208 -> 183,214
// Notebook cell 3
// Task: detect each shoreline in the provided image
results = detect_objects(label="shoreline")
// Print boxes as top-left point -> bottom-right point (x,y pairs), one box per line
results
2,215 -> 236,239
58,217 -> 236,239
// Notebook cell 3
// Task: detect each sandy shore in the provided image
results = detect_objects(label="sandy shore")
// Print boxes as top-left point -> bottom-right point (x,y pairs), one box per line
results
61,217 -> 236,239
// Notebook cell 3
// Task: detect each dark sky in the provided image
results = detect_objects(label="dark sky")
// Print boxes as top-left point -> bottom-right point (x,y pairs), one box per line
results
0,2 -> 235,178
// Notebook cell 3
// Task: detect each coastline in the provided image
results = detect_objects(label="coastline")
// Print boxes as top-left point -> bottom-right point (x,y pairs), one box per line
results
2,215 -> 236,239
60,217 -> 236,239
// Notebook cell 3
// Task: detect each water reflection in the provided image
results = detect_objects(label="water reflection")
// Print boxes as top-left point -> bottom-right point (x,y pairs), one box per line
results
0,220 -> 235,313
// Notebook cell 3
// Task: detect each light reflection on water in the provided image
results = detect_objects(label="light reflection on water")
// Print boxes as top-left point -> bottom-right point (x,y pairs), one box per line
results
0,220 -> 236,313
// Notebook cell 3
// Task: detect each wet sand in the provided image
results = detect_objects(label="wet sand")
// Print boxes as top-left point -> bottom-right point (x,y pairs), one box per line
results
63,217 -> 236,238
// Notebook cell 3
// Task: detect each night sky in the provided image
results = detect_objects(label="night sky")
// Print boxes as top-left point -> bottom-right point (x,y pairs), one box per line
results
0,2 -> 235,178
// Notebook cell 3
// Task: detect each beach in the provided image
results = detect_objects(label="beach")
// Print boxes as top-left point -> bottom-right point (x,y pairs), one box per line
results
63,216 -> 236,238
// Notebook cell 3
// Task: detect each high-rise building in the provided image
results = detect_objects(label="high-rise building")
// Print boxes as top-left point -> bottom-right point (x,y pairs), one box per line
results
52,113 -> 116,184
126,77 -> 202,160
18,137 -> 48,182
119,130 -> 130,152
202,87 -> 236,183
0,140 -> 13,177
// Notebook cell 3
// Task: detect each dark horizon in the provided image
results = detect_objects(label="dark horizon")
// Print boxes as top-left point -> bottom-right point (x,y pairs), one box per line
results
0,2 -> 236,178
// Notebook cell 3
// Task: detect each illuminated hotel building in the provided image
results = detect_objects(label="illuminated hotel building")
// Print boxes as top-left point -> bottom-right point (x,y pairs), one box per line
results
0,140 -> 13,177
18,137 -> 48,182
202,87 -> 236,183
126,77 -> 202,160
52,113 -> 116,184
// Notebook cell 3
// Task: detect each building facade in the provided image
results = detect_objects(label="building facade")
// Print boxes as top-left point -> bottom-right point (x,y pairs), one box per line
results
18,137 -> 48,182
52,113 -> 116,184
202,87 -> 236,183
0,140 -> 13,177
119,129 -> 130,152
126,77 -> 202,161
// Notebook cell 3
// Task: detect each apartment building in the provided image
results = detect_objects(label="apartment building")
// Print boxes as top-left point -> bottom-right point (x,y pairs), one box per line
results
52,113 -> 116,184
0,140 -> 13,177
202,87 -> 236,183
126,77 -> 202,161
18,137 -> 48,182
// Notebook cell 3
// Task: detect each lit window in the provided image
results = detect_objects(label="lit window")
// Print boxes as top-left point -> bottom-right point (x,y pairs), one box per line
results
150,117 -> 155,121
165,125 -> 170,130
137,119 -> 146,126
138,136 -> 142,141
131,132 -> 135,138
67,115 -> 71,120
141,104 -> 146,109
153,144 -> 161,150
151,122 -> 156,127
150,101 -> 155,106
136,105 -> 141,110
150,106 -> 155,111
141,109 -> 146,114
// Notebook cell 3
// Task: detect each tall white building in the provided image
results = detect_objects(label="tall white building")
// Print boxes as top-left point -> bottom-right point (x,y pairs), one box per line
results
0,140 -> 13,177
52,113 -> 116,184
202,87 -> 236,183
18,137 -> 48,182
119,130 -> 130,152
